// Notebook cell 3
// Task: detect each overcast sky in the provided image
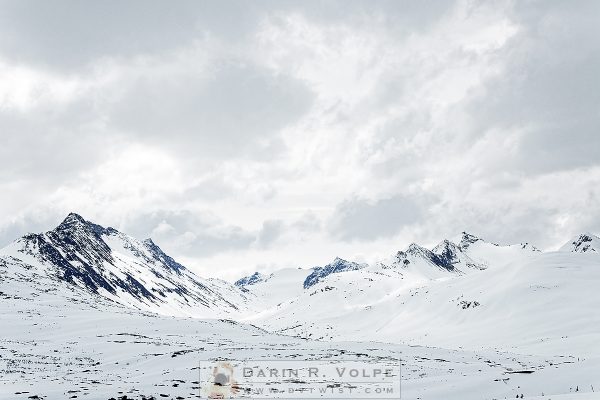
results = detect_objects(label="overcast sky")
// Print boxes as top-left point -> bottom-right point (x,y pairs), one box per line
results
1,0 -> 599,280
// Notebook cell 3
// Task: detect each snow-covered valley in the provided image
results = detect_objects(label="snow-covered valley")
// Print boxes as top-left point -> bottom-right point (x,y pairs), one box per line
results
1,214 -> 599,399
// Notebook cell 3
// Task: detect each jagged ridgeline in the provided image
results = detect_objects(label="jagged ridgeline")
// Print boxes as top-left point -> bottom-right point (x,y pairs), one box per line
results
5,213 -> 254,318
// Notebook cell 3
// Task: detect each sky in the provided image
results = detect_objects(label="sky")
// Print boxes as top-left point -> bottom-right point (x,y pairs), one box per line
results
1,0 -> 599,280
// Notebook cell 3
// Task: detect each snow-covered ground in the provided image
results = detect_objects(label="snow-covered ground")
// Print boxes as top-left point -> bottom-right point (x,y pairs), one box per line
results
1,215 -> 599,399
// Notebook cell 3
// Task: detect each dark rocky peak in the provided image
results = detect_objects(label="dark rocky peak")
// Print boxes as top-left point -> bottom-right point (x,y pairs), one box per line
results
396,244 -> 433,263
55,212 -> 110,238
235,271 -> 267,287
433,239 -> 486,270
303,257 -> 366,289
45,213 -> 114,264
433,239 -> 461,260
561,233 -> 600,253
395,243 -> 456,272
458,232 -> 484,250
331,256 -> 351,267
13,213 -> 119,296
406,243 -> 432,257
49,213 -> 119,239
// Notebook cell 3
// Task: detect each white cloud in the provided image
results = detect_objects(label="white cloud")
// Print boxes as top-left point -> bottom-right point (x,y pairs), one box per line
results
1,1 -> 599,279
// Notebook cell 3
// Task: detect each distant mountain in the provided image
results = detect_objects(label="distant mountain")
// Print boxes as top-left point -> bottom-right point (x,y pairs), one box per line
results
234,267 -> 312,309
237,232 -> 541,303
376,234 -> 495,278
560,233 -> 600,253
303,257 -> 366,288
395,242 -> 461,273
235,271 -> 268,287
248,232 -> 546,341
0,213 -> 254,318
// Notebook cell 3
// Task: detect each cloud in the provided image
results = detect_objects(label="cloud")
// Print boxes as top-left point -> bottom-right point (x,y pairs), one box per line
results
0,210 -> 61,246
1,1 -> 599,277
109,60 -> 313,159
465,1 -> 600,175
0,0 -> 267,70
330,195 -> 425,241
122,210 -> 256,258
255,220 -> 285,248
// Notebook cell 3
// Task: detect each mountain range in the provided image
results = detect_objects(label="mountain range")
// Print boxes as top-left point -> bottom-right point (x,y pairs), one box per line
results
2,212 -> 598,347
1,213 -> 599,399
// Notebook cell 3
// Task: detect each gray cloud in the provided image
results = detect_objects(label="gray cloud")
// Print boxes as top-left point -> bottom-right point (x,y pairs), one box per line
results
1,1 -> 599,276
330,195 -> 424,241
0,0 -> 451,71
0,1 -> 268,70
466,1 -> 600,174
255,219 -> 285,248
110,61 -> 313,159
0,211 -> 61,247
122,210 -> 256,258
0,100 -> 111,182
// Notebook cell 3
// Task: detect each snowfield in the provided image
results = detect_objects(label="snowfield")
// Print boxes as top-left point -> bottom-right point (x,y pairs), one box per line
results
1,214 -> 599,399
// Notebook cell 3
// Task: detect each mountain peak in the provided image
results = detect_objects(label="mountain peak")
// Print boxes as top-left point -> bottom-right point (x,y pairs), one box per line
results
458,232 -> 483,250
560,232 -> 600,253
58,212 -> 90,230
63,212 -> 86,223
303,257 -> 365,289
406,243 -> 429,255
55,212 -> 109,237
332,256 -> 348,265
235,272 -> 267,287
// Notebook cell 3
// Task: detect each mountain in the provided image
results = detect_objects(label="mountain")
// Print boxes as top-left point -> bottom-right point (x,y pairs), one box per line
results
0,213 -> 254,318
240,233 -> 540,327
5,249 -> 579,400
2,218 -> 600,399
560,232 -> 600,253
236,267 -> 313,311
259,245 -> 600,356
248,233 -> 546,343
375,233 -> 520,277
391,242 -> 466,275
235,271 -> 268,287
303,257 -> 366,288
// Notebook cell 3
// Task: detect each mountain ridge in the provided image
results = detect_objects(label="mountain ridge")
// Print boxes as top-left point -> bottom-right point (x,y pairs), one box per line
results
559,232 -> 600,253
1,212 -> 254,318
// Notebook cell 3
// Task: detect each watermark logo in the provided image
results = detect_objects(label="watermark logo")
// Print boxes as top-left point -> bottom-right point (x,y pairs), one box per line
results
201,361 -> 240,399
199,359 -> 401,399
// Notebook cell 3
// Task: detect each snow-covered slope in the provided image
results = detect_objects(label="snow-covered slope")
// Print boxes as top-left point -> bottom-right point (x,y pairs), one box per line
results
248,234 -> 570,350
454,231 -> 541,268
236,267 -> 313,308
0,213 -> 254,318
2,250 -> 597,400
260,249 -> 600,355
236,235 -> 500,314
2,220 -> 600,399
560,232 -> 600,253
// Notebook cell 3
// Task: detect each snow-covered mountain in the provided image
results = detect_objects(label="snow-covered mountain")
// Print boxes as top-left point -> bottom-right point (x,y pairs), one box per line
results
235,267 -> 313,308
0,213 -> 254,318
5,249 -> 581,400
560,232 -> 600,253
235,271 -> 268,287
238,232 -> 535,307
303,257 -> 366,288
2,216 -> 600,399
244,233 -> 553,345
